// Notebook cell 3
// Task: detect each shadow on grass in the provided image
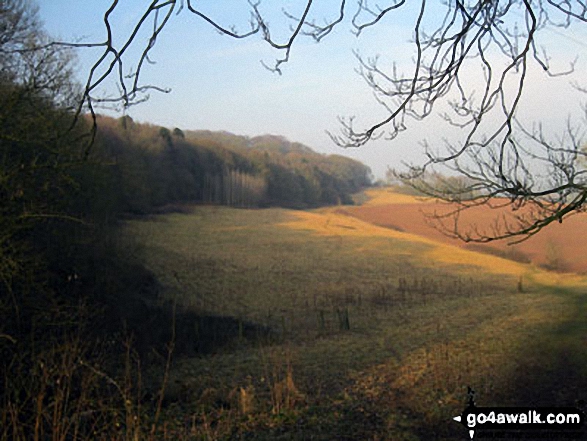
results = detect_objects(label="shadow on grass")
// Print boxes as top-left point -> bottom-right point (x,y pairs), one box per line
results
419,286 -> 587,440
107,296 -> 275,361
502,287 -> 587,408
318,286 -> 587,441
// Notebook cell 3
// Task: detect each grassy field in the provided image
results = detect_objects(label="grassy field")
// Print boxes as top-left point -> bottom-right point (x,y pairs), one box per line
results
124,191 -> 587,440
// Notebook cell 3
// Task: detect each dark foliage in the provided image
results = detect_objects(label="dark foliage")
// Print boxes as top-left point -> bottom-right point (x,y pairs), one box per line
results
93,116 -> 372,212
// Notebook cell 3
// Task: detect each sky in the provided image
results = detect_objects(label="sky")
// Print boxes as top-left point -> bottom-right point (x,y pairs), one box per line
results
37,1 -> 587,180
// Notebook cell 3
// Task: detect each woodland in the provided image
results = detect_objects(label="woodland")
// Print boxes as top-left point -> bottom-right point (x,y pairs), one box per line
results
95,116 -> 372,213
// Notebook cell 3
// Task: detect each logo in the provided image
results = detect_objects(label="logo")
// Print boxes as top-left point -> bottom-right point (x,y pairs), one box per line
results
453,388 -> 585,439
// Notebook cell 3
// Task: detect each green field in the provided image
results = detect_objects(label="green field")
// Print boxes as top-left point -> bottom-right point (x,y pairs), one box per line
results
125,204 -> 587,440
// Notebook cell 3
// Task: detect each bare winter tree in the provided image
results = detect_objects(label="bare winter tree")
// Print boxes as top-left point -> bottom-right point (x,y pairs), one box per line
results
56,0 -> 587,243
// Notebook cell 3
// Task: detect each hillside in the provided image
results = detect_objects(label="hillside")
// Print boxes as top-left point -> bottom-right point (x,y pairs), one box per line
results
120,191 -> 587,440
93,116 -> 372,214
344,188 -> 587,273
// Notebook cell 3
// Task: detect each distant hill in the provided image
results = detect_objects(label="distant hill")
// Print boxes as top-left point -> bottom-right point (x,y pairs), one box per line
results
93,117 -> 372,214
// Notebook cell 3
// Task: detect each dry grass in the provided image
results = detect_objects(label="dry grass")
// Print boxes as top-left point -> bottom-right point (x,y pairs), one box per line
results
282,207 -> 535,279
122,201 -> 587,440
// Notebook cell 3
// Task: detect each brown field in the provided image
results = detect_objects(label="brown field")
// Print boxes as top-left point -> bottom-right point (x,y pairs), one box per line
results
345,188 -> 587,274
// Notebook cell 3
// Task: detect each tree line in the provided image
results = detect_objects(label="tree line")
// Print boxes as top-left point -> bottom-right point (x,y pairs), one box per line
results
93,116 -> 372,214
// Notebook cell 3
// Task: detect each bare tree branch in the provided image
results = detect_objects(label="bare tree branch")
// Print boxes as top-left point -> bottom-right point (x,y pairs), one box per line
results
45,0 -> 587,242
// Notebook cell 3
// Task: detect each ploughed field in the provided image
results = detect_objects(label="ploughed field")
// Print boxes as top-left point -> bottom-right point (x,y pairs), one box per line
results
125,188 -> 587,440
344,188 -> 587,274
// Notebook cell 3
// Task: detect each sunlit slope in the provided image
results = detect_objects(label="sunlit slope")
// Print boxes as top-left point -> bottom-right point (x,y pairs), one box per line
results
346,187 -> 587,274
281,200 -> 587,288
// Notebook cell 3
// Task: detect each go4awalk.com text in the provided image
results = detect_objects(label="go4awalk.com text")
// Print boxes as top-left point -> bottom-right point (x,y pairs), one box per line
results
452,388 -> 585,439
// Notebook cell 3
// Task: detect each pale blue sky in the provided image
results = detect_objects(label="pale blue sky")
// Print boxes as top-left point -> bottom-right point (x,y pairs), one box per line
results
38,1 -> 587,179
